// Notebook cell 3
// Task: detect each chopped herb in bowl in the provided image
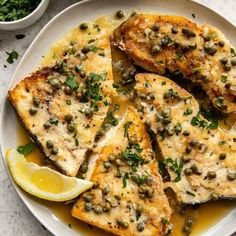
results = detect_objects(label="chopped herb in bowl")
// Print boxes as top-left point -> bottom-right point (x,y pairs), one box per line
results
0,0 -> 42,22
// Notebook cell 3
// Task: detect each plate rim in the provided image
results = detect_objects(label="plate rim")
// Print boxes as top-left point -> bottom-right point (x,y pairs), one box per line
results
0,0 -> 236,235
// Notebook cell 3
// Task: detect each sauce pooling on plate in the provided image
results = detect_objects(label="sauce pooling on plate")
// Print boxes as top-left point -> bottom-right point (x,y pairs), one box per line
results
16,14 -> 236,236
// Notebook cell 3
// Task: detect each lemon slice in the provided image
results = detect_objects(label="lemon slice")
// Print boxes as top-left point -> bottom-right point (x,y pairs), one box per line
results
7,149 -> 93,201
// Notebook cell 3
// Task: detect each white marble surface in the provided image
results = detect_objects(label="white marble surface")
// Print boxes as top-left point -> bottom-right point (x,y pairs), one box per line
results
0,0 -> 235,235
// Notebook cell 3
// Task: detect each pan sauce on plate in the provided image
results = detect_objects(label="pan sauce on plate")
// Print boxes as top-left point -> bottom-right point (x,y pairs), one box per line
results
14,14 -> 236,236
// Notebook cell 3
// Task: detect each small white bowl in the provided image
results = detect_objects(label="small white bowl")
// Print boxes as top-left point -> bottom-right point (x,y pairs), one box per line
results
0,0 -> 50,30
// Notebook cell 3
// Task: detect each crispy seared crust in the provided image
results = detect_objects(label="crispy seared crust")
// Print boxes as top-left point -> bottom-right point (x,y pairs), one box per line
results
72,107 -> 172,236
114,14 -> 236,113
135,73 -> 236,204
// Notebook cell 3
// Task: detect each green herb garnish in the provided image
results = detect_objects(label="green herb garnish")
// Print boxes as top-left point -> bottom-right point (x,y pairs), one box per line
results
6,50 -> 18,64
163,158 -> 183,182
124,121 -> 132,138
17,142 -> 36,156
0,0 -> 41,22
65,76 -> 79,90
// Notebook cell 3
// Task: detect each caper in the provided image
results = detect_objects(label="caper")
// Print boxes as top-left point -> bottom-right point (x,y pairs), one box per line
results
209,46 -> 217,55
32,96 -> 40,107
227,173 -> 236,181
102,186 -> 110,195
149,94 -> 155,100
93,204 -> 103,214
43,121 -> 51,129
51,146 -> 58,155
84,202 -> 92,211
184,168 -> 193,176
151,44 -> 161,54
84,109 -> 93,119
220,57 -> 228,65
189,139 -> 198,147
116,219 -> 129,228
188,30 -> 196,37
185,146 -> 192,154
46,140 -> 54,149
182,28 -> 189,35
231,57 -> 236,66
182,28 -> 196,37
174,124 -> 182,135
182,155 -> 191,163
64,114 -> 73,122
116,10 -> 125,18
204,43 -> 217,55
224,63 -> 231,71
102,202 -> 111,212
83,194 -> 92,202
137,222 -> 145,232
225,82 -> 231,89
79,70 -> 86,78
183,130 -> 190,136
207,171 -> 216,179
137,105 -> 144,113
49,78 -> 61,89
64,86 -> 73,95
139,93 -> 147,99
79,23 -> 88,30
67,123 -> 76,133
146,187 -> 154,198
162,117 -> 171,124
188,43 -> 197,50
103,161 -> 112,170
171,26 -> 178,34
166,127 -> 174,136
219,153 -> 227,160
191,165 -> 202,175
80,163 -> 88,173
146,175 -> 153,185
203,35 -> 210,42
29,107 -> 37,116
152,23 -> 160,32
81,46 -> 90,54
218,40 -> 225,47
162,108 -> 171,118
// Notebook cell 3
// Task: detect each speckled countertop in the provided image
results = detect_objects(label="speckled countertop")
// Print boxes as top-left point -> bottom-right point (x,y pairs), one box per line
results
0,0 -> 235,235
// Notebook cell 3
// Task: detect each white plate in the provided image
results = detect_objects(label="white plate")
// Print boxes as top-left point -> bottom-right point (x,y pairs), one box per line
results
1,0 -> 236,235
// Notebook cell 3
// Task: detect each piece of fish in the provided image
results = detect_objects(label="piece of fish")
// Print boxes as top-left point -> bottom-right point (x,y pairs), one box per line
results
113,14 -> 236,113
135,73 -> 236,204
8,31 -> 114,177
72,106 -> 172,236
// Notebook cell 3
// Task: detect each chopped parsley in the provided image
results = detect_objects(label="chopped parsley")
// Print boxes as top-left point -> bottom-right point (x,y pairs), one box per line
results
221,75 -> 228,83
65,76 -> 79,90
121,144 -> 147,172
106,112 -> 118,126
0,0 -> 41,22
122,173 -> 129,188
17,142 -> 36,156
191,113 -> 218,129
183,108 -> 193,116
124,121 -> 132,138
162,158 -> 183,182
6,50 -> 18,64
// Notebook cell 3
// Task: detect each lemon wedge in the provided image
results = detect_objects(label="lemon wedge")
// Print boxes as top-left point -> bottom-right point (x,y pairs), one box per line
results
7,149 -> 93,201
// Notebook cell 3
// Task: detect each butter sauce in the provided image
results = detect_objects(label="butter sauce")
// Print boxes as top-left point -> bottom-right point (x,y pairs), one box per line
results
16,14 -> 236,236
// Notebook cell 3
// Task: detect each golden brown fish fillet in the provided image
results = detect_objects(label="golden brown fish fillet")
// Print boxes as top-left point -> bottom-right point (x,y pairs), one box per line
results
114,14 -> 236,113
9,31 -> 114,177
72,107 -> 172,236
134,73 -> 236,204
